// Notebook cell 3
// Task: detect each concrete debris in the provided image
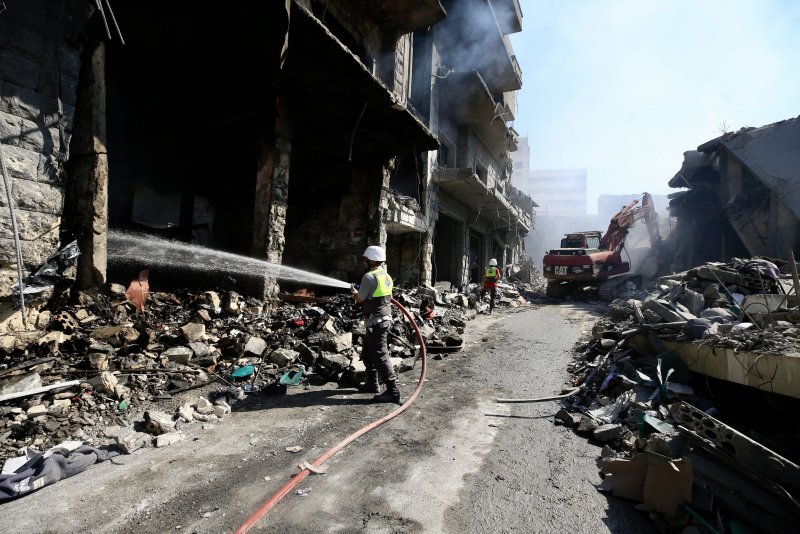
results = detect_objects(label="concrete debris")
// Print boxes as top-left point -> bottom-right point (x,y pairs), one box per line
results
553,408 -> 581,427
593,424 -> 625,442
177,403 -> 195,423
269,348 -> 299,367
195,398 -> 214,415
155,432 -> 183,448
88,371 -> 118,395
0,279 -> 488,467
180,323 -> 206,343
555,255 -> 800,533
144,411 -> 176,435
212,400 -> 231,418
114,429 -> 151,454
243,336 -> 268,357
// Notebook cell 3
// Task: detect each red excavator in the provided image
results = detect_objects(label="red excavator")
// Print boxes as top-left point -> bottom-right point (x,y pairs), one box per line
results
542,193 -> 661,299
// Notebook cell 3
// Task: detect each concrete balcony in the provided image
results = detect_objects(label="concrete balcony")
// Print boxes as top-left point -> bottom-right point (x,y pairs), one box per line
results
437,0 -> 522,93
492,0 -> 523,35
361,0 -> 447,33
289,3 -> 439,156
384,190 -> 426,233
503,90 -> 517,121
436,168 -> 530,232
439,71 -> 518,159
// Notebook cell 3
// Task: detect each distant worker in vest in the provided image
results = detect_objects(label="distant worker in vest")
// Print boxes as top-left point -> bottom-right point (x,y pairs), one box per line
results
351,245 -> 401,404
482,258 -> 501,313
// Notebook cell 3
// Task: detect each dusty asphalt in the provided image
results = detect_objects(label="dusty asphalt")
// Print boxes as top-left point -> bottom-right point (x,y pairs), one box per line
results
2,303 -> 655,533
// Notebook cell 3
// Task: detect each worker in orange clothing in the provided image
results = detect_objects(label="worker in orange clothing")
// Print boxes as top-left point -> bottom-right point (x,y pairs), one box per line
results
482,258 -> 500,313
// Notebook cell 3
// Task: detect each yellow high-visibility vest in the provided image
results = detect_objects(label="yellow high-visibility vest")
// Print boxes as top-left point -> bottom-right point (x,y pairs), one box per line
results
485,266 -> 499,278
369,266 -> 394,298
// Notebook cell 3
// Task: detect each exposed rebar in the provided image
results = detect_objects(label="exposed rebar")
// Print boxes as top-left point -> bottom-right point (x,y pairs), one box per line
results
0,140 -> 27,326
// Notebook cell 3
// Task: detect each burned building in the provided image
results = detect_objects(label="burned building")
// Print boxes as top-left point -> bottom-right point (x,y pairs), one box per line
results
667,116 -> 800,270
1,0 -> 531,325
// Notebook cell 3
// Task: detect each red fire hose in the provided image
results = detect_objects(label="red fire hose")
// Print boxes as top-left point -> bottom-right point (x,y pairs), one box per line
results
235,298 -> 428,533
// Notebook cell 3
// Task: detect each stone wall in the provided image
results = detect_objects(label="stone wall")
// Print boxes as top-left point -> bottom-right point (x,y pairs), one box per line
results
0,1 -> 92,297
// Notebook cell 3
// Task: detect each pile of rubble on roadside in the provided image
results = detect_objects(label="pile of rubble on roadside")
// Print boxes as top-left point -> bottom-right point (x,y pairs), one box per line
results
0,273 -> 535,471
551,257 -> 800,533
602,256 -> 800,351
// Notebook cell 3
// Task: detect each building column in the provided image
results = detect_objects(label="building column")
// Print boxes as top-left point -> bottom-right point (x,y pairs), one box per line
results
252,102 -> 291,304
458,223 -> 469,286
372,157 -> 395,249
420,230 -> 433,286
65,41 -> 108,290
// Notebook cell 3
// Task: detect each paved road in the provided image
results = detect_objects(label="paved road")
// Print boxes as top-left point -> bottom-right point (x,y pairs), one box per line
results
2,304 -> 654,533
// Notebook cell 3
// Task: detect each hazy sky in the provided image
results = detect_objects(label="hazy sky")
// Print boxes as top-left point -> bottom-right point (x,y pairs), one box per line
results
510,0 -> 800,213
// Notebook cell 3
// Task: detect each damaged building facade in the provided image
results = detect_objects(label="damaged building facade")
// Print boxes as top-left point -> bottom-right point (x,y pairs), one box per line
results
0,0 -> 532,318
666,116 -> 800,271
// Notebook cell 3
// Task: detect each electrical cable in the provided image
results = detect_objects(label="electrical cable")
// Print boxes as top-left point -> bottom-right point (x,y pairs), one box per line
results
234,297 -> 428,533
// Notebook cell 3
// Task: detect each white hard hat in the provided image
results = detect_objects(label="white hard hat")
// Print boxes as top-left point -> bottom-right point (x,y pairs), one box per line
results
489,258 -> 498,266
363,245 -> 386,262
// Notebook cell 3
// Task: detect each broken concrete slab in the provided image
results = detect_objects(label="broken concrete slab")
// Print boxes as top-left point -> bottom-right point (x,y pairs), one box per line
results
323,332 -> 352,353
269,348 -> 298,367
196,398 -> 213,414
694,264 -> 741,285
114,428 -> 150,454
554,408 -> 581,427
295,342 -> 317,366
162,346 -> 193,365
89,324 -> 140,346
0,372 -> 42,396
144,410 -> 176,435
86,353 -> 109,371
177,403 -> 194,423
641,299 -> 688,323
180,323 -> 206,343
594,424 -> 625,442
318,352 -> 350,371
244,336 -> 268,357
679,289 -> 705,316
188,341 -> 210,359
88,371 -> 118,395
577,415 -> 600,433
26,404 -> 48,416
741,294 -> 790,315
155,432 -> 183,448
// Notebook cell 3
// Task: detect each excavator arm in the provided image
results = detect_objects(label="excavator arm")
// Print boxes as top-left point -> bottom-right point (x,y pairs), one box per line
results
599,193 -> 660,253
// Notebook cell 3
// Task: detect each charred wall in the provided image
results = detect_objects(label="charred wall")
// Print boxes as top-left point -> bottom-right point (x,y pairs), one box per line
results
0,0 -> 93,299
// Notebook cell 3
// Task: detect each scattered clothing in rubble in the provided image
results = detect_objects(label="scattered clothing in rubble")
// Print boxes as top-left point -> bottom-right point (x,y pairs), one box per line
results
0,444 -> 119,502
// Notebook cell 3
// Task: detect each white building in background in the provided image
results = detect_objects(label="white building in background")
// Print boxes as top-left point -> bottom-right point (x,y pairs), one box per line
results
510,136 -> 530,192
529,169 -> 588,216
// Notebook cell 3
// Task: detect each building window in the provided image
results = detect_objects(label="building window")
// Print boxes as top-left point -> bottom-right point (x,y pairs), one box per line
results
437,144 -> 449,167
475,162 -> 488,184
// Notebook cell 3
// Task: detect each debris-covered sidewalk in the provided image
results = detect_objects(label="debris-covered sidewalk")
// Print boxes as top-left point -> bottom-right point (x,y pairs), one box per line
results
550,256 -> 800,532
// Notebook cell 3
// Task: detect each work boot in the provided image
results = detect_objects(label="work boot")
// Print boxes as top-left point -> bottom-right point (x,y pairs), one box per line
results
357,369 -> 380,393
372,379 -> 401,404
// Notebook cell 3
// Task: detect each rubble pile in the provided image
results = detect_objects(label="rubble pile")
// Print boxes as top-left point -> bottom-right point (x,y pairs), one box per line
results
604,257 -> 800,352
553,257 -> 800,532
0,281 -> 492,464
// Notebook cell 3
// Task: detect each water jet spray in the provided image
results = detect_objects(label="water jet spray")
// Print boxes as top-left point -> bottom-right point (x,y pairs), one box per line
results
107,230 -> 350,290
